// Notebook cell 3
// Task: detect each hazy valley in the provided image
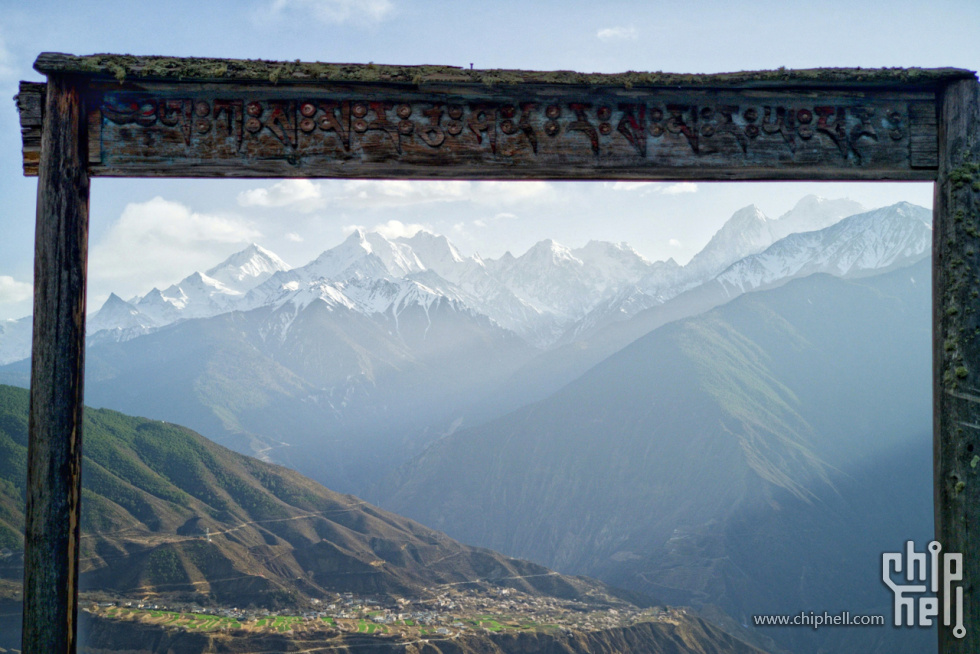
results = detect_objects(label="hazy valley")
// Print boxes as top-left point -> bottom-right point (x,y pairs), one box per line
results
0,195 -> 936,653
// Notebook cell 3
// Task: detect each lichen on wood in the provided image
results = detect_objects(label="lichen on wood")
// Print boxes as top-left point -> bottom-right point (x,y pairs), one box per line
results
31,52 -> 976,89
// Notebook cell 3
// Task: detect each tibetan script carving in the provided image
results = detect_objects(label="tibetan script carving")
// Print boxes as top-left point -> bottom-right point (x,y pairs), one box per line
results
84,86 -> 937,179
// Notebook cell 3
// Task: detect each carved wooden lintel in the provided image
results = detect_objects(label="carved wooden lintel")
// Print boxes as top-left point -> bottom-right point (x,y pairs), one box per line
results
20,80 -> 941,180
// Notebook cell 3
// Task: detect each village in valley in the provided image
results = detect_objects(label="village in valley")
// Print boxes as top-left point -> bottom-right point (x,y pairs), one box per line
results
82,586 -> 676,641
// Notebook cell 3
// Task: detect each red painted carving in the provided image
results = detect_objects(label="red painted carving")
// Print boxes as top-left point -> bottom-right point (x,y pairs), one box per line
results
567,103 -> 599,155
467,104 -> 497,154
316,101 -> 351,151
617,104 -> 647,156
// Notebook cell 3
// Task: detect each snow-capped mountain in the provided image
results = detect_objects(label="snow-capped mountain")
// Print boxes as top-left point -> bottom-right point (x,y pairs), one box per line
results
768,194 -> 865,241
713,202 -> 931,297
86,243 -> 293,342
395,231 -> 558,346
80,194 -> 875,350
2,195 -> 918,365
680,204 -> 775,284
572,195 -> 866,339
0,195 -> 934,500
490,238 -> 652,325
138,272 -> 241,322
205,243 -> 291,293
242,229 -> 651,348
86,293 -> 159,346
563,200 -> 921,345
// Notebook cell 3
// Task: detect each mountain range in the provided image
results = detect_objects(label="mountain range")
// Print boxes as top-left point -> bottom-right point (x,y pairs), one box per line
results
0,383 -> 773,653
373,257 -> 935,654
0,193 -> 937,653
0,194 -> 870,366
0,197 -> 931,498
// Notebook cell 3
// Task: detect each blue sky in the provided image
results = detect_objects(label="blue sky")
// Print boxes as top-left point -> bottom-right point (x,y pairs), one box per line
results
0,0 -> 978,319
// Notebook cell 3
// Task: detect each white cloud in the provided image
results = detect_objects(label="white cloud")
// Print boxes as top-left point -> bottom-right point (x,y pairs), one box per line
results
473,181 -> 553,206
662,182 -> 698,195
493,212 -> 518,221
339,180 -> 471,208
605,181 -> 697,196
597,26 -> 638,42
238,179 -> 326,213
261,0 -> 394,25
286,232 -> 304,242
342,220 -> 426,239
473,219 -> 487,228
0,276 -> 32,304
90,197 -> 261,298
373,220 -> 426,239
607,181 -> 655,192
669,238 -> 682,248
335,180 -> 554,209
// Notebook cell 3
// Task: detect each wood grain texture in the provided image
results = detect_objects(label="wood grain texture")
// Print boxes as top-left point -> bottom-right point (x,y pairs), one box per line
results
934,78 -> 980,653
19,79 -> 941,180
17,82 -> 44,176
22,73 -> 90,654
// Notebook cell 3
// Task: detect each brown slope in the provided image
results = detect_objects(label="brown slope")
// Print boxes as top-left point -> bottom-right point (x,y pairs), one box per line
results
0,384 -> 640,609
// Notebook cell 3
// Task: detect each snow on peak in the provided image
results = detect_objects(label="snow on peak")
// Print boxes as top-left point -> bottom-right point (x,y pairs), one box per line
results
306,231 -> 389,281
521,239 -> 580,267
206,243 -> 291,293
363,231 -> 425,276
683,204 -> 775,282
770,195 -> 865,240
88,293 -> 158,334
397,230 -> 466,268
713,201 -> 932,295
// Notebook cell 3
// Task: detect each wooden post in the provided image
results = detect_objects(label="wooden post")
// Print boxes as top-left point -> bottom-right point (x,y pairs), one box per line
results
935,77 -> 980,652
21,74 -> 90,653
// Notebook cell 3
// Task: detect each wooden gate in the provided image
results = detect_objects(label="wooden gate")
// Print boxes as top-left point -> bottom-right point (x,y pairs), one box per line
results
15,53 -> 980,652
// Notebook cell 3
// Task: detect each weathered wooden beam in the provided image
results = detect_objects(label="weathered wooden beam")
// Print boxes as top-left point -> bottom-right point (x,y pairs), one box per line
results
22,73 -> 90,654
18,54 -> 974,182
935,77 -> 980,652
17,80 -> 941,181
30,52 -> 975,89
16,82 -> 44,176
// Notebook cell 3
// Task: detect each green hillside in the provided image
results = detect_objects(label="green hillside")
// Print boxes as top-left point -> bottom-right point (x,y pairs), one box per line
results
376,259 -> 934,654
0,383 -> 635,608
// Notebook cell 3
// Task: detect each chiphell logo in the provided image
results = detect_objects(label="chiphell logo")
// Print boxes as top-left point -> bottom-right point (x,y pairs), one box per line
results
882,540 -> 965,639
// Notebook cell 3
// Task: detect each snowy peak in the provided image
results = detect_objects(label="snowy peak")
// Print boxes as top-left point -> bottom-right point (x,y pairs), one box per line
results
205,243 -> 291,293
363,231 -> 425,277
572,240 -> 652,290
305,230 -> 391,281
88,293 -> 158,335
521,239 -> 581,267
97,243 -> 292,334
683,204 -> 775,282
396,230 -> 474,279
770,195 -> 864,240
134,271 -> 241,324
29,195 -> 929,357
713,202 -> 932,295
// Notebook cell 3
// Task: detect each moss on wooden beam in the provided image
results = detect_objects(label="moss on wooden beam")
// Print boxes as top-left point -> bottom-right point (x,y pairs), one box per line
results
33,52 -> 976,89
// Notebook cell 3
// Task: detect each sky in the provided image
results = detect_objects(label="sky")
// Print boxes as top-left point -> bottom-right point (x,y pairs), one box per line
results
0,0 -> 978,320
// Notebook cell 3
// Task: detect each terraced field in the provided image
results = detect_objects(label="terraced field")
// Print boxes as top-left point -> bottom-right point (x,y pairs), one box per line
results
105,608 -> 243,632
